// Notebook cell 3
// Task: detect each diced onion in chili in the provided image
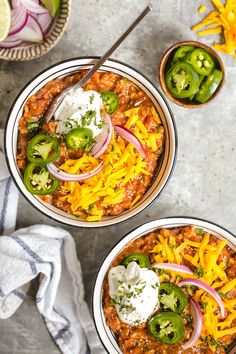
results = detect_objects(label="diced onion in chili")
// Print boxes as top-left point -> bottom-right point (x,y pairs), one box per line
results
182,299 -> 202,349
47,161 -> 104,181
152,263 -> 194,274
178,278 -> 225,317
114,125 -> 146,159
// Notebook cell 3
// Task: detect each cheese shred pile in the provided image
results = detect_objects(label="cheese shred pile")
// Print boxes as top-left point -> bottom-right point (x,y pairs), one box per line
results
192,0 -> 236,58
150,227 -> 236,352
58,106 -> 163,221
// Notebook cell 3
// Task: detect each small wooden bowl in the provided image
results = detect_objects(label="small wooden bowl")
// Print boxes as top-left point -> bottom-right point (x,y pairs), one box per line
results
158,41 -> 225,108
0,0 -> 70,61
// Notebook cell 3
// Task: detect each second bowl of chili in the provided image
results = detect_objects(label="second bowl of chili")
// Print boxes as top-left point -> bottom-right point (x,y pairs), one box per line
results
93,216 -> 236,353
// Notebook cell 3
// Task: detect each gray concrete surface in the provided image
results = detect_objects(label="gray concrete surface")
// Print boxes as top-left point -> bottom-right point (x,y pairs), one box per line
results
0,0 -> 236,353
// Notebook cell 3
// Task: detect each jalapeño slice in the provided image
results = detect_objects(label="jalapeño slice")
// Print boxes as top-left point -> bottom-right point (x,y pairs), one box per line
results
171,45 -> 195,66
24,162 -> 59,195
148,312 -> 184,345
186,48 -> 215,76
101,91 -> 119,114
122,253 -> 151,268
159,282 -> 188,314
195,69 -> 223,103
66,127 -> 94,150
166,62 -> 200,98
27,134 -> 60,163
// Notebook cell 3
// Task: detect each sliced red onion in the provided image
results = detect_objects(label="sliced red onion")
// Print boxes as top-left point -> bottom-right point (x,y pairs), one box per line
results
9,7 -> 28,35
91,113 -> 113,158
47,161 -> 104,181
152,263 -> 194,274
11,0 -> 22,7
13,15 -> 43,42
182,299 -> 202,349
178,278 -> 225,317
20,0 -> 48,14
37,12 -> 52,33
114,125 -> 146,159
134,99 -> 145,107
0,37 -> 23,48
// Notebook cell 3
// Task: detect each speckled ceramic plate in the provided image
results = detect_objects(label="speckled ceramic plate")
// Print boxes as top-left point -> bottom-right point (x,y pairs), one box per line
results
5,57 -> 177,227
0,0 -> 70,61
92,216 -> 236,353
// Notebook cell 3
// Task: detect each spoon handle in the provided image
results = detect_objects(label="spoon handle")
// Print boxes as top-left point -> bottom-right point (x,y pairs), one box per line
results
45,5 -> 151,122
74,5 -> 152,89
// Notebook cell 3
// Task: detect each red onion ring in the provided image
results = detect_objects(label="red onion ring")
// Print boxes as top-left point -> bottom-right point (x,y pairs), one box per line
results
37,12 -> 52,33
178,278 -> 225,317
47,161 -> 104,181
13,15 -> 43,42
20,0 -> 48,14
152,263 -> 194,274
11,0 -> 22,7
1,0 -> 52,48
9,6 -> 28,35
0,37 -> 23,48
91,113 -> 113,158
114,125 -> 146,159
182,299 -> 202,349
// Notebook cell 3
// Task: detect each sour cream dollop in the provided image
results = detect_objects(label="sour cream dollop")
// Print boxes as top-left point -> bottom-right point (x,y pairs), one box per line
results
108,261 -> 160,326
55,88 -> 104,137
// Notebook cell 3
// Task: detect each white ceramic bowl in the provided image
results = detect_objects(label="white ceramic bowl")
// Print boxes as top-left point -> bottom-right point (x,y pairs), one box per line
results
5,57 -> 177,227
92,216 -> 236,353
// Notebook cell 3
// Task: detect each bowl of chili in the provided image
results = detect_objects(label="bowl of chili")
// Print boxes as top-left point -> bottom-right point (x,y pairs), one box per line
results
159,41 -> 225,108
93,216 -> 236,353
5,57 -> 177,227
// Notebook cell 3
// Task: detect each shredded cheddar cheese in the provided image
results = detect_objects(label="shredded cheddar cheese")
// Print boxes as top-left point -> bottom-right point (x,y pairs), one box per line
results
192,0 -> 236,58
199,4 -> 207,13
150,227 -> 236,351
58,107 -> 163,221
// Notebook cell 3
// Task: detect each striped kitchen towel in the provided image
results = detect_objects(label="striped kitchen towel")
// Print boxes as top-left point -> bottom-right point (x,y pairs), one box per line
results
0,130 -> 105,354
0,129 -> 19,235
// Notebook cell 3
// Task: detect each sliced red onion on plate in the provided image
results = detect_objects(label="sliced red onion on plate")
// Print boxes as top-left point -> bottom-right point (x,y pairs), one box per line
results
114,125 -> 146,159
0,37 -> 23,48
47,161 -> 104,181
9,6 -> 28,35
91,113 -> 113,158
182,299 -> 202,349
11,15 -> 43,42
178,278 -> 225,317
11,0 -> 22,7
37,12 -> 52,33
152,263 -> 194,274
21,0 -> 48,14
0,0 -> 53,48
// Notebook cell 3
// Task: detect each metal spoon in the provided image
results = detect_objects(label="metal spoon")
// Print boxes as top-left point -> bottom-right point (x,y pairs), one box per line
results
44,5 -> 151,122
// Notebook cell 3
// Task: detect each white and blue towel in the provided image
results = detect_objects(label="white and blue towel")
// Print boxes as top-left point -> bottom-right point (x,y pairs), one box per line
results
0,129 -> 19,236
0,129 -> 105,354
